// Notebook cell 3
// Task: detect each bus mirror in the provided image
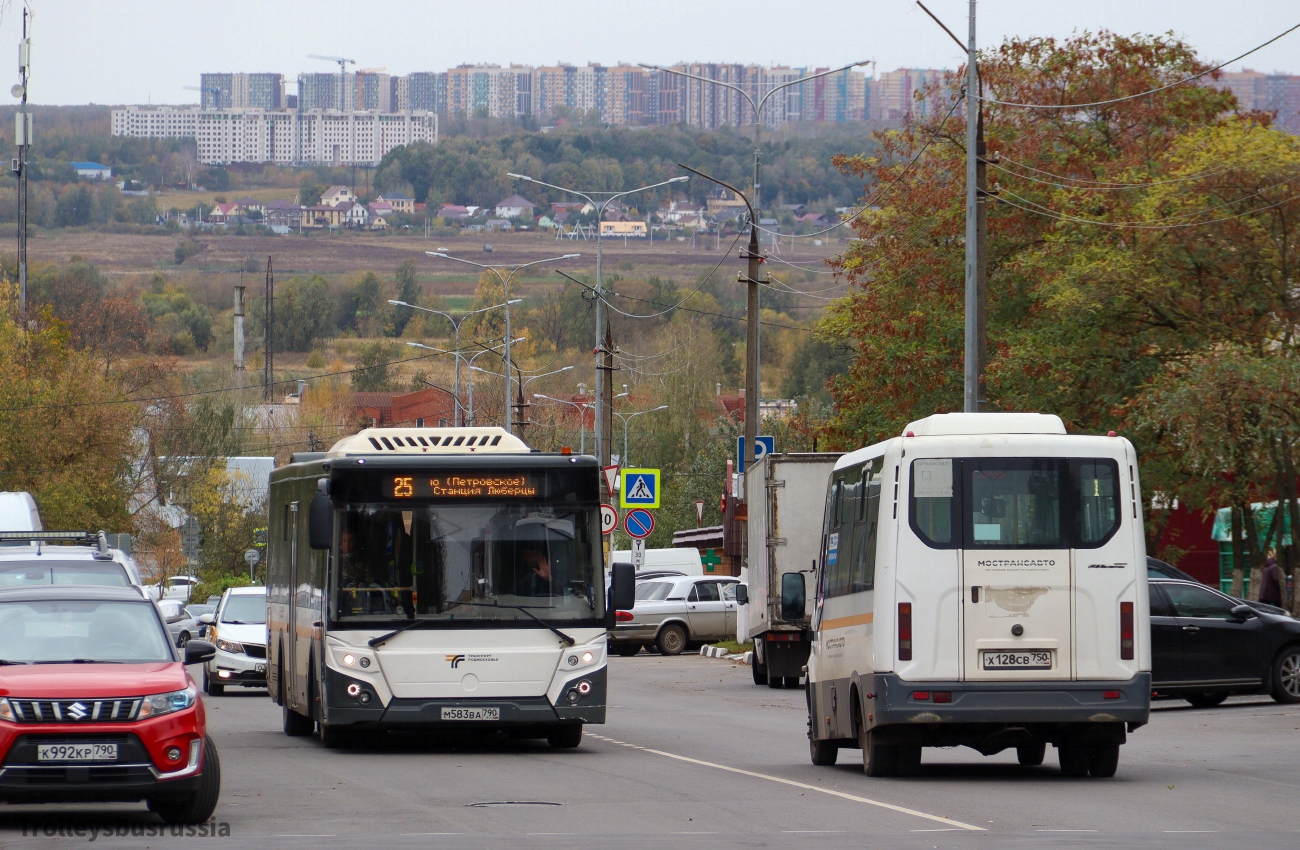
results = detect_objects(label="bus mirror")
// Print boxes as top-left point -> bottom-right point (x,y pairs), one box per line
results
736,585 -> 749,605
308,492 -> 334,550
780,572 -> 805,622
609,561 -> 635,613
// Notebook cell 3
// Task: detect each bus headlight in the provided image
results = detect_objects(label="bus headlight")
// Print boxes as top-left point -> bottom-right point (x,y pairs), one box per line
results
564,648 -> 600,669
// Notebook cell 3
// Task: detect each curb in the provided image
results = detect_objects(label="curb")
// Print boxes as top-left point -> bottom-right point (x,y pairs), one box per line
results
700,645 -> 753,665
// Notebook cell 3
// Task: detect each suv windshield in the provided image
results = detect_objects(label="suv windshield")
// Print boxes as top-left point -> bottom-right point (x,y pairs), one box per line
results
0,562 -> 130,587
220,593 -> 267,625
334,503 -> 602,624
0,600 -> 172,663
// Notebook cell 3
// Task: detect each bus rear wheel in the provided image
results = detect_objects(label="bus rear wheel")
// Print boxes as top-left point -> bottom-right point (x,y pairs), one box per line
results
547,724 -> 583,748
860,728 -> 898,777
1088,744 -> 1120,778
809,735 -> 839,766
1017,742 -> 1046,766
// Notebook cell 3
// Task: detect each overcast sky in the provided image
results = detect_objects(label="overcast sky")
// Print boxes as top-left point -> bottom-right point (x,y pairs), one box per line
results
2,0 -> 1297,105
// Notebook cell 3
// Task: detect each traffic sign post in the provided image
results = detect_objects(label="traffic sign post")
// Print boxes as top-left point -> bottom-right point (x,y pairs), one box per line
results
694,499 -> 705,527
244,548 -> 260,581
624,508 -> 655,539
600,504 -> 619,535
602,465 -> 620,498
620,468 -> 660,509
736,436 -> 775,473
631,538 -> 646,568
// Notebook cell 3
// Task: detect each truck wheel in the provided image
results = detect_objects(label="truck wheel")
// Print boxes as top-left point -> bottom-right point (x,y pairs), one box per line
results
809,735 -> 839,766
896,745 -> 922,777
1058,745 -> 1089,777
1017,742 -> 1046,766
1088,744 -> 1120,778
1271,646 -> 1300,704
656,624 -> 687,656
860,728 -> 898,777
751,649 -> 767,685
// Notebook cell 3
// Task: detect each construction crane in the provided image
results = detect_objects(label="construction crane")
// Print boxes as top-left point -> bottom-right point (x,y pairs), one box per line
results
184,84 -> 227,109
307,55 -> 356,111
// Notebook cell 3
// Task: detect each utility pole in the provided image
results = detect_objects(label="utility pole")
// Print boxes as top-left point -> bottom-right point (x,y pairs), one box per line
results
15,8 -> 32,321
233,280 -> 245,371
264,257 -> 274,401
919,0 -> 988,410
963,0 -> 980,413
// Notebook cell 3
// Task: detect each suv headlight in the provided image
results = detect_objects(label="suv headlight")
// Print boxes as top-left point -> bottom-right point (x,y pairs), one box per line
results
214,636 -> 243,654
0,698 -> 13,722
137,686 -> 197,719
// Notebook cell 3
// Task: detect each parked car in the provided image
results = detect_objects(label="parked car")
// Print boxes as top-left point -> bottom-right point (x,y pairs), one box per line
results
150,575 -> 201,604
198,586 -> 267,695
0,531 -> 143,588
1147,557 -> 1287,615
607,576 -> 740,657
157,599 -> 200,648
186,604 -> 216,638
0,584 -> 220,823
1150,576 -> 1300,706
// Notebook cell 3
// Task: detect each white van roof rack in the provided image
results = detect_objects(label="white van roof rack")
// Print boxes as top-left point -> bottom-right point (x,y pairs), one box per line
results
326,427 -> 530,457
903,412 -> 1066,437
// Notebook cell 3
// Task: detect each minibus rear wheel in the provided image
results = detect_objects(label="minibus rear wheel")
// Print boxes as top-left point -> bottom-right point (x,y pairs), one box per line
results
1088,744 -> 1119,778
1017,742 -> 1046,766
860,728 -> 899,777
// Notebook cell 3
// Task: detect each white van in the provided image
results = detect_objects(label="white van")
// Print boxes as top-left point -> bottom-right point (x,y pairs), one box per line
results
803,413 -> 1150,778
609,547 -> 703,576
0,492 -> 43,533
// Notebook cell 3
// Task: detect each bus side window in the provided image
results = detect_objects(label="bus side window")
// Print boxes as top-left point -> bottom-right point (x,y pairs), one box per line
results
823,478 -> 844,597
1075,459 -> 1121,546
852,458 -> 884,592
829,472 -> 860,598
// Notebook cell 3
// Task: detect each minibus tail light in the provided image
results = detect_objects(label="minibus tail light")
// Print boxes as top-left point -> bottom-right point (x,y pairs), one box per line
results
898,602 -> 912,661
1120,601 -> 1134,660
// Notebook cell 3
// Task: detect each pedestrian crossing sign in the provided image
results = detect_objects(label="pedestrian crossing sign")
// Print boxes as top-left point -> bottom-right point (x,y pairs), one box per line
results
619,468 -> 660,509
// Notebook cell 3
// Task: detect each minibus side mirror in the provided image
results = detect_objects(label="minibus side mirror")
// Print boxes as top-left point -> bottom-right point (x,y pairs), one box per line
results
308,492 -> 334,550
780,573 -> 805,622
736,585 -> 749,605
608,561 -> 635,617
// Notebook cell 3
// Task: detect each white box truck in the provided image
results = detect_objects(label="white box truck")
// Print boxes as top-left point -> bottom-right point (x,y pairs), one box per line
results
740,453 -> 839,689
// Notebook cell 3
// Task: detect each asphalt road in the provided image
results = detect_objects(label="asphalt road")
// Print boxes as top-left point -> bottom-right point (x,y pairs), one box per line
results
3,655 -> 1300,849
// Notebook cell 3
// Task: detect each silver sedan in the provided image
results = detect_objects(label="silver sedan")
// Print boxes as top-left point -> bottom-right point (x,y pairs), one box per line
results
157,598 -> 200,648
608,576 -> 739,656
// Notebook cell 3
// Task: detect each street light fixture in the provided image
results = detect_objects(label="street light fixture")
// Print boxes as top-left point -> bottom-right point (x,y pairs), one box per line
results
425,251 -> 579,433
409,336 -> 525,426
506,173 -> 688,471
391,298 -> 522,426
534,393 -> 594,454
612,405 -> 669,469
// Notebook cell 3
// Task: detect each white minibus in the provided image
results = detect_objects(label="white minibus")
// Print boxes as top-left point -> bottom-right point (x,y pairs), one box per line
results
802,413 -> 1150,777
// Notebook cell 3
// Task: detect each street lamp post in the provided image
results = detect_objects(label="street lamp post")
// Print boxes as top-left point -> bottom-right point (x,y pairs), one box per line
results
639,60 -> 869,220
534,393 -> 593,454
506,173 -> 689,474
391,298 -> 521,426
471,364 -> 574,430
613,405 -> 669,469
425,252 -> 579,433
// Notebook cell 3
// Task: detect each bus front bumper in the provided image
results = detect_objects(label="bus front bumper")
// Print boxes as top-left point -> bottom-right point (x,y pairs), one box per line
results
869,672 -> 1151,728
323,665 -> 606,728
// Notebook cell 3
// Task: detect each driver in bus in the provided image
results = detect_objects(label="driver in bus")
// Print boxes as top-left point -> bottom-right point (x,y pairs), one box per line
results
339,528 -> 393,614
519,543 -> 556,597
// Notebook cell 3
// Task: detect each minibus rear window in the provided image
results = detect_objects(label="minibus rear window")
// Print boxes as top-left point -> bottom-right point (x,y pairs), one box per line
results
908,457 -> 1122,550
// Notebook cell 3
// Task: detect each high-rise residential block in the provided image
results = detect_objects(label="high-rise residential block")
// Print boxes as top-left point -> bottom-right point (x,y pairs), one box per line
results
199,73 -> 284,109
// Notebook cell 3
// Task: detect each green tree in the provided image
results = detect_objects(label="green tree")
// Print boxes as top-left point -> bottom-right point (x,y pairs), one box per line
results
351,340 -> 402,391
257,275 -> 334,352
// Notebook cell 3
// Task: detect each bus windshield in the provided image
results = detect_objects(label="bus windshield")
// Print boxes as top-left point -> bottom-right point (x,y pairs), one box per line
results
333,502 -> 603,625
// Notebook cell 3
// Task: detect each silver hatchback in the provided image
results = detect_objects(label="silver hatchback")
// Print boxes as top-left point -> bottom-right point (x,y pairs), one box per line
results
608,576 -> 739,656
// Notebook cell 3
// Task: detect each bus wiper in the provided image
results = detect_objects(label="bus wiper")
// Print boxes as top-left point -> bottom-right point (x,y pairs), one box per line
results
0,659 -> 27,665
367,618 -> 436,648
455,602 -> 576,646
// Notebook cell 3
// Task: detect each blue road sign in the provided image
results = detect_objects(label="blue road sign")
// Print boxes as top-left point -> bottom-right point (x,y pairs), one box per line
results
736,436 -> 775,473
620,468 -> 660,509
624,509 -> 655,539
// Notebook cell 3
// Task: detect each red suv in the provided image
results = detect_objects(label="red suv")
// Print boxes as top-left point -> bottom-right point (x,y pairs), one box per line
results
0,585 -> 221,823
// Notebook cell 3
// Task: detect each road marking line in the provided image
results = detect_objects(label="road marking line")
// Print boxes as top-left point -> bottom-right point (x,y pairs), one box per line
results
1038,829 -> 1099,832
401,833 -> 461,836
912,829 -> 965,832
598,738 -> 982,831
275,835 -> 336,838
1165,831 -> 1219,833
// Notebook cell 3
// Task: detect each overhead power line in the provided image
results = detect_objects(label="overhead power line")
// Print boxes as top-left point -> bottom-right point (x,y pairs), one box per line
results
976,21 -> 1300,110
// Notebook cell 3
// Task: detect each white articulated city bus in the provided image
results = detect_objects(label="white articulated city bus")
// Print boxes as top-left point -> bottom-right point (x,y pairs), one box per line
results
266,427 -> 633,749
802,413 -> 1151,777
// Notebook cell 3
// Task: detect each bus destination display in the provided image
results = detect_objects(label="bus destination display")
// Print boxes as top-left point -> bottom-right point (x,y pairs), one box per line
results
386,474 -> 539,499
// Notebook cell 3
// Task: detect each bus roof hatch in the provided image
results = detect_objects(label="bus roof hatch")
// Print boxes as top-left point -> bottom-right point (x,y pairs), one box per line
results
903,412 -> 1066,437
327,427 -> 530,457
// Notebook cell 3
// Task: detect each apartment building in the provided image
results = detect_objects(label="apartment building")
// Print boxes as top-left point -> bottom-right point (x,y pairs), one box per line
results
199,73 -> 284,109
188,109 -> 437,166
110,106 -> 199,138
1211,69 -> 1300,134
